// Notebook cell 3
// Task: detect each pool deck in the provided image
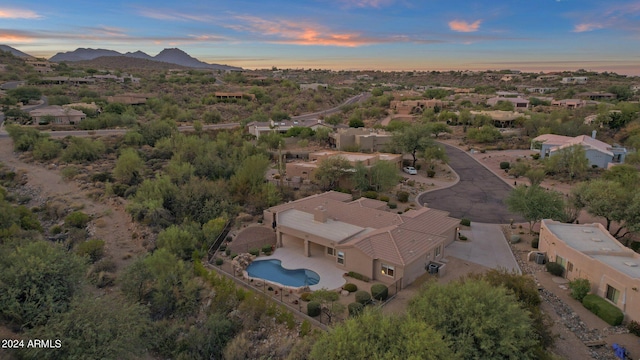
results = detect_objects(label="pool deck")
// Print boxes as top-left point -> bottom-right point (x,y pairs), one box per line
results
261,246 -> 346,291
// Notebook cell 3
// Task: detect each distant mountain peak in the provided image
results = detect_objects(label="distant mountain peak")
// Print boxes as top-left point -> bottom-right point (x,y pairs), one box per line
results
0,45 -> 34,58
48,47 -> 242,71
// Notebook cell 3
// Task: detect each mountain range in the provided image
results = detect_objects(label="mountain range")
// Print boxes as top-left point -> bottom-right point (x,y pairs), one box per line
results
1,45 -> 241,71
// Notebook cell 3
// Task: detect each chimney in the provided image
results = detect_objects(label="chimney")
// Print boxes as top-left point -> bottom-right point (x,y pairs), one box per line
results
592,130 -> 597,139
313,206 -> 327,223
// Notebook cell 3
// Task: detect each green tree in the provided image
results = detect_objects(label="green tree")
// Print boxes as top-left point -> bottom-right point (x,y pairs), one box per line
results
8,86 -> 42,104
525,168 -> 546,186
32,138 -> 62,160
467,125 -> 502,143
314,156 -> 353,190
120,249 -> 200,320
202,217 -> 227,250
601,164 -> 639,188
390,124 -> 434,167
409,279 -> 538,360
62,137 -> 106,163
429,122 -> 452,138
505,185 -> 565,233
421,144 -> 448,170
369,160 -> 400,192
156,225 -> 199,260
257,131 -> 285,150
310,309 -> 456,360
113,148 -> 144,185
0,241 -> 86,328
544,144 -> 588,181
23,295 -> 151,360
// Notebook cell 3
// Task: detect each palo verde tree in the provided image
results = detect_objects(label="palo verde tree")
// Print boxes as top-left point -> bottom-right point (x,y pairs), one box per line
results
409,279 -> 539,360
390,124 -> 434,167
505,184 -> 565,233
543,144 -> 589,181
314,156 -> 353,191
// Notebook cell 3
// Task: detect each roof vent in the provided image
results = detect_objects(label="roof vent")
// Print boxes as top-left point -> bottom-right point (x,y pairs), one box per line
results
582,229 -> 593,233
623,261 -> 638,267
591,237 -> 603,242
601,247 -> 613,252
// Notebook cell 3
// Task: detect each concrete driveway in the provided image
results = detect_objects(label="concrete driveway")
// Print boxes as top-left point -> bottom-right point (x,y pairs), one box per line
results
418,143 -> 523,224
447,222 -> 521,273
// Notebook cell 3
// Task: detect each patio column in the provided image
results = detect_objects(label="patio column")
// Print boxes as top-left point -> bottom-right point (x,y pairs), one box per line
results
276,231 -> 283,248
304,239 -> 310,257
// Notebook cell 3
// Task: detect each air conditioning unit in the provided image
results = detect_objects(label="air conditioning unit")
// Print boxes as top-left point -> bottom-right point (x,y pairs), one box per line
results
535,252 -> 546,265
427,263 -> 439,274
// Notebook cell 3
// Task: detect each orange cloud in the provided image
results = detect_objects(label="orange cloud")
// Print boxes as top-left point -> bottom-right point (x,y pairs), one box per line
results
573,23 -> 604,33
0,34 -> 34,43
229,16 -> 376,47
448,19 -> 482,33
0,7 -> 42,19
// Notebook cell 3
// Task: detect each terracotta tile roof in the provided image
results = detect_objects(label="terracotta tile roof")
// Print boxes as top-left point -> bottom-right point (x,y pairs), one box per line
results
347,197 -> 388,210
532,134 -> 573,144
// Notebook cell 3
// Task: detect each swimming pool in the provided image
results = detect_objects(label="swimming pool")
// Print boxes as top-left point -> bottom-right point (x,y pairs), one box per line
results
246,259 -> 320,287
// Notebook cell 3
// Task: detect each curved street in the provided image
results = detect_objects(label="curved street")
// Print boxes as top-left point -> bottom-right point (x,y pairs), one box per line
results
418,143 -> 523,224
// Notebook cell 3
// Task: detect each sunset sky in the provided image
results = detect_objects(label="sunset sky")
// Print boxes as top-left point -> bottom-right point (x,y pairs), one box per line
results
2,0 -> 640,74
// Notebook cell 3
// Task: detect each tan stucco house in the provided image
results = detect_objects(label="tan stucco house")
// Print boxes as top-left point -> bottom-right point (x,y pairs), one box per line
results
285,151 -> 402,182
539,220 -> 640,323
264,191 -> 459,288
29,105 -> 86,125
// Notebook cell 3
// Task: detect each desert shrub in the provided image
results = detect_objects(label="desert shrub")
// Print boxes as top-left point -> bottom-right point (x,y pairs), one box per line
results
379,195 -> 390,203
371,284 -> 389,301
387,202 -> 397,209
458,235 -> 468,241
219,245 -> 226,251
426,169 -> 436,178
396,191 -> 409,203
355,290 -> 371,305
230,253 -> 238,259
50,225 -> 63,235
348,302 -> 364,317
582,294 -> 624,326
61,166 -> 79,180
532,153 -> 540,160
627,320 -> 640,337
32,138 -> 62,161
300,292 -> 312,302
76,239 -> 105,263
261,244 -> 273,254
343,283 -> 358,293
215,258 -> 224,266
500,162 -> 511,170
65,211 -> 90,228
545,262 -> 564,277
307,301 -> 321,317
91,172 -> 113,183
531,238 -> 539,249
348,271 -> 370,282
225,248 -> 231,256
249,248 -> 260,256
460,218 -> 471,226
363,191 -> 378,199
569,278 -> 590,302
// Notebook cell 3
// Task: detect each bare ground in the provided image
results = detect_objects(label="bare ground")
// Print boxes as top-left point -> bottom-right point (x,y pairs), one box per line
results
0,138 -> 148,277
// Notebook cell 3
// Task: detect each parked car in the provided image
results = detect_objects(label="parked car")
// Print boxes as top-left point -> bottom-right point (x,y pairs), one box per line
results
403,166 -> 417,175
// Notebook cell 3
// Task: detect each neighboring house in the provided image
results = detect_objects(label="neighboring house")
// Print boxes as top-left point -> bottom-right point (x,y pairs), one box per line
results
539,219 -> 640,323
526,87 -> 557,94
330,127 -> 393,152
264,191 -> 459,288
40,76 -> 95,85
631,85 -> 640,93
551,99 -> 589,109
285,150 -> 402,182
300,83 -> 328,91
214,92 -> 256,101
486,96 -> 529,109
63,102 -> 100,113
29,105 -> 86,125
246,119 -> 337,139
470,110 -> 528,128
26,59 -> 53,73
561,77 -> 588,84
531,132 -> 627,168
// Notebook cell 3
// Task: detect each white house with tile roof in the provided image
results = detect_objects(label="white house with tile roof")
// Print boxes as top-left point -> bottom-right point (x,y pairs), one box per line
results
264,191 -> 459,288
531,132 -> 627,168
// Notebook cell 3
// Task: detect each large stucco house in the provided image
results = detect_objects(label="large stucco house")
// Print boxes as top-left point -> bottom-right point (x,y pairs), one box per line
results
263,191 -> 460,288
539,220 -> 640,323
531,133 -> 627,168
29,105 -> 86,125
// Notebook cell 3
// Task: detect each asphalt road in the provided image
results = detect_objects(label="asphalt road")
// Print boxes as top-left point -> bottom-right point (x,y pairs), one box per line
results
418,143 -> 524,224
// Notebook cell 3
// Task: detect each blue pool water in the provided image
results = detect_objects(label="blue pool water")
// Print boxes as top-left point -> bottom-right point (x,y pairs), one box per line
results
247,259 -> 320,287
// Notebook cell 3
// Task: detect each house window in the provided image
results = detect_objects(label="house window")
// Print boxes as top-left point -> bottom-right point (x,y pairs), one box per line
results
337,251 -> 345,265
556,255 -> 566,268
567,262 -> 573,272
434,245 -> 441,258
327,247 -> 335,256
381,264 -> 395,277
606,285 -> 620,304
